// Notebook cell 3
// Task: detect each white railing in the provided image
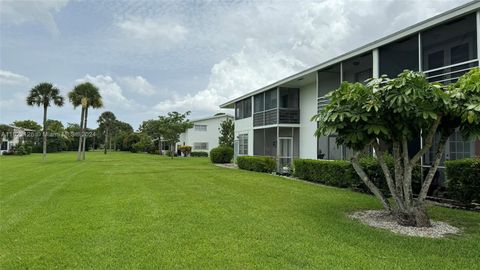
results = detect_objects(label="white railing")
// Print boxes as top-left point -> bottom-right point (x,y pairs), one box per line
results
424,59 -> 478,84
317,96 -> 330,111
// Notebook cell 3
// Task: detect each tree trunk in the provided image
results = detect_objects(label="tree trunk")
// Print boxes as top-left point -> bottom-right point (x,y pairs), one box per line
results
394,204 -> 431,227
81,107 -> 88,160
351,151 -> 391,211
158,138 -> 162,155
77,107 -> 85,161
104,129 -> 108,155
42,105 -> 48,161
374,145 -> 405,212
418,134 -> 448,201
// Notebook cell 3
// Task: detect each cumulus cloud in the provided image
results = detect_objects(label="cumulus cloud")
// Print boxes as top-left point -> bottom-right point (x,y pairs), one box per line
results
0,70 -> 30,86
155,0 -> 468,115
0,0 -> 69,35
116,16 -> 188,48
154,39 -> 306,113
118,76 -> 156,96
75,74 -> 135,110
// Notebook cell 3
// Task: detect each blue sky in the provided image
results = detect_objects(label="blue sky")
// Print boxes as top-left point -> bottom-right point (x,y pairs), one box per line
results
0,0 -> 471,129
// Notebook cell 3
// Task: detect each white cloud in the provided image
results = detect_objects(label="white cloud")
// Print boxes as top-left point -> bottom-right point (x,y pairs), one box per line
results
154,39 -> 306,113
118,76 -> 156,96
75,74 -> 135,110
116,16 -> 188,48
0,0 -> 69,35
0,70 -> 30,86
155,0 -> 468,115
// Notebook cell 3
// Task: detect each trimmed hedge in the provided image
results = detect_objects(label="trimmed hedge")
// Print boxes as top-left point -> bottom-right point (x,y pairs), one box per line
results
210,146 -> 233,163
191,151 -> 208,157
294,155 -> 421,196
293,159 -> 351,187
237,156 -> 276,173
446,158 -> 480,204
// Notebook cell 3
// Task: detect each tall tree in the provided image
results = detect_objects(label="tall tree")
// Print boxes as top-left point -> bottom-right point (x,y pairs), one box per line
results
313,69 -> 480,227
12,120 -> 42,131
26,82 -> 64,160
157,111 -> 193,158
218,118 -> 234,148
97,111 -> 117,155
68,82 -> 102,160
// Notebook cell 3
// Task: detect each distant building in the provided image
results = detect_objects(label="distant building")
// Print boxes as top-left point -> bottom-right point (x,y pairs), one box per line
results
178,114 -> 234,154
0,125 -> 34,155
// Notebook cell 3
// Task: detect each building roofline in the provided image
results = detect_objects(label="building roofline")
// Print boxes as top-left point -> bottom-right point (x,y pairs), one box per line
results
220,1 -> 480,108
189,114 -> 233,123
1,124 -> 34,132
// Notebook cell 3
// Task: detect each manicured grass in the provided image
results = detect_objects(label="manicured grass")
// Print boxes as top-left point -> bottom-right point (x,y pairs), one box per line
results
1,152 -> 479,269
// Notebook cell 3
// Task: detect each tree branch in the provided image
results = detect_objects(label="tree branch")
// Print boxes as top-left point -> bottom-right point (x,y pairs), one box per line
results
373,142 -> 405,211
418,134 -> 448,202
392,141 -> 404,201
410,116 -> 442,165
351,151 -> 391,212
402,137 -> 413,208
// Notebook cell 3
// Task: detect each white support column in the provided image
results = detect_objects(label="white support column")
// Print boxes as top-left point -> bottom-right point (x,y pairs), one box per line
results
418,32 -> 422,72
372,48 -> 379,78
477,11 -> 480,66
339,62 -> 343,83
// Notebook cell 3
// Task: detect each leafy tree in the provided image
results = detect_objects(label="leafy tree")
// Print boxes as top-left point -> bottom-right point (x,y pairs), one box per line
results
69,82 -> 103,160
97,111 -> 117,154
12,120 -> 42,131
112,120 -> 134,151
26,82 -> 64,160
157,111 -> 194,158
132,133 -> 154,153
313,69 -> 480,227
44,119 -> 66,152
218,118 -> 234,148
123,132 -> 142,152
140,119 -> 164,154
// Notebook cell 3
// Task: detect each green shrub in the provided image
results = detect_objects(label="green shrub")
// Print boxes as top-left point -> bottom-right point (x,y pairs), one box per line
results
293,155 -> 421,195
191,151 -> 208,157
446,158 -> 480,204
294,159 -> 351,187
210,146 -> 233,163
237,156 -> 276,173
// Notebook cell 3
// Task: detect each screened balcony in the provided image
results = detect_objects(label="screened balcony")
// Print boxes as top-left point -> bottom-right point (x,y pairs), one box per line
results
253,87 -> 300,127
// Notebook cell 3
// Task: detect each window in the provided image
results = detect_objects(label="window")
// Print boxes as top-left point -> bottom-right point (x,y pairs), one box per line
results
194,142 -> 208,150
264,89 -> 277,110
279,88 -> 299,109
238,134 -> 248,155
254,94 -> 264,112
1,141 -> 7,151
235,98 -> 252,120
194,125 -> 207,131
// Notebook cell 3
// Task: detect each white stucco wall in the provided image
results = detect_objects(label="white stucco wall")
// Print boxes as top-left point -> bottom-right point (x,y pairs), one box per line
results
234,116 -> 253,156
179,115 -> 233,152
299,82 -> 318,159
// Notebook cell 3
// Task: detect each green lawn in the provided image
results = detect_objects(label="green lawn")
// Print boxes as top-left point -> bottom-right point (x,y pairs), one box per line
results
1,152 -> 479,269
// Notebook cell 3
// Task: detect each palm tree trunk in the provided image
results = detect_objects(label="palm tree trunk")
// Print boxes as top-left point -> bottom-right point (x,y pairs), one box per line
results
77,107 -> 85,161
104,129 -> 108,155
81,107 -> 88,160
42,105 -> 48,161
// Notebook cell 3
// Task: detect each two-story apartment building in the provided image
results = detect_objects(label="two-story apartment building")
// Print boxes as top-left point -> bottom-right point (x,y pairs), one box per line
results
220,2 -> 480,172
178,114 -> 234,153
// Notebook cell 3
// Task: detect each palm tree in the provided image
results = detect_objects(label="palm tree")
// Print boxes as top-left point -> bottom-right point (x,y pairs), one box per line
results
26,82 -> 64,160
97,111 -> 117,155
68,82 -> 102,161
